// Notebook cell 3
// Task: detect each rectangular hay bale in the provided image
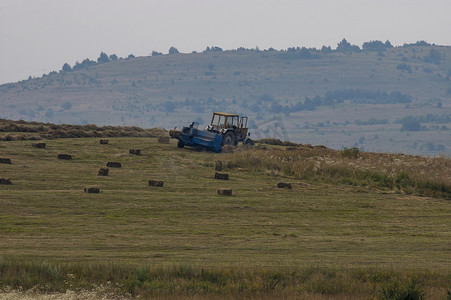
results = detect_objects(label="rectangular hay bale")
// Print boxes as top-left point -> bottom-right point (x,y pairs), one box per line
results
129,149 -> 141,155
0,177 -> 12,185
106,162 -> 121,168
277,182 -> 292,188
0,158 -> 12,164
98,168 -> 109,176
217,189 -> 232,196
84,185 -> 100,193
215,172 -> 229,180
58,154 -> 72,160
32,143 -> 46,148
100,139 -> 109,144
148,180 -> 164,187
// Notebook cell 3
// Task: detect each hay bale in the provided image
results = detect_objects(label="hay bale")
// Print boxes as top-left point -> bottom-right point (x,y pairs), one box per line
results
106,162 -> 121,168
129,149 -> 141,155
0,177 -> 12,185
100,139 -> 109,144
58,154 -> 72,160
215,172 -> 229,180
98,168 -> 109,176
217,189 -> 232,196
0,158 -> 12,164
84,185 -> 100,193
158,136 -> 170,144
214,160 -> 223,171
148,180 -> 164,187
32,142 -> 46,149
277,182 -> 292,189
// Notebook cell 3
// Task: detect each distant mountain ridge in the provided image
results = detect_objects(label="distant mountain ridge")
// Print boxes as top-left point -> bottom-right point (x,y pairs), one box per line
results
1,40 -> 450,155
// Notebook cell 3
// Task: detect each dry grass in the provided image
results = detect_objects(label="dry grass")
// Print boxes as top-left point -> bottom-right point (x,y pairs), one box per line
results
225,143 -> 451,199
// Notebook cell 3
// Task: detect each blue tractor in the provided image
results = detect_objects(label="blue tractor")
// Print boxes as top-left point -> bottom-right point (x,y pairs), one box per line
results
169,122 -> 223,153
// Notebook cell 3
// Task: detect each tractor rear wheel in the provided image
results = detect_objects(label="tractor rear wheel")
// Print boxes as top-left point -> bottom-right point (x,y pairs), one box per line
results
222,132 -> 235,146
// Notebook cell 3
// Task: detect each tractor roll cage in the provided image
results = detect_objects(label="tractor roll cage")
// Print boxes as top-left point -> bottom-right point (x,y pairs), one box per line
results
210,112 -> 247,129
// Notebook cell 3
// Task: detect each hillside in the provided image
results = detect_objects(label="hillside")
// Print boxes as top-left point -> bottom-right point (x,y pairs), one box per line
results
0,41 -> 450,155
0,133 -> 450,298
0,118 -> 166,140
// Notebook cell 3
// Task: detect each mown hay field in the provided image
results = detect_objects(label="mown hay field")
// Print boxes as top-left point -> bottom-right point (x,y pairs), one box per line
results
0,137 -> 450,298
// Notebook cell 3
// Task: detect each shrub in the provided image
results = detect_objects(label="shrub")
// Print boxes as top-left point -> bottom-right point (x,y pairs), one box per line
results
397,63 -> 412,73
341,147 -> 360,158
381,279 -> 424,300
401,117 -> 421,131
395,171 -> 414,189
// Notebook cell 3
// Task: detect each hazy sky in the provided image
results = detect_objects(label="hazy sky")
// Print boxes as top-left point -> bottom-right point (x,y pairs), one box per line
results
1,0 -> 450,84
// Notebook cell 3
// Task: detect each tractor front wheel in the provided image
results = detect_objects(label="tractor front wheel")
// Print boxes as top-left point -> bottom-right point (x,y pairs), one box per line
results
222,132 -> 236,146
177,140 -> 185,148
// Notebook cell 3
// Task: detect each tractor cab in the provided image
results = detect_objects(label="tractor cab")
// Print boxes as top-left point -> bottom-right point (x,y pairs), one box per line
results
209,113 -> 239,131
206,112 -> 253,146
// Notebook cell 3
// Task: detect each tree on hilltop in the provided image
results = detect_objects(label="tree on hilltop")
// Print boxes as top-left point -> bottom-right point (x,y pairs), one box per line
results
97,52 -> 109,63
204,46 -> 223,52
72,58 -> 96,71
362,40 -> 393,52
404,40 -> 431,47
62,63 -> 71,72
321,45 -> 332,53
168,47 -> 179,54
336,38 -> 361,53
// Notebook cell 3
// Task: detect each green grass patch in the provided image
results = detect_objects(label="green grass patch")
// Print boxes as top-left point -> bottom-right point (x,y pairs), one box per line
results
0,259 -> 449,299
